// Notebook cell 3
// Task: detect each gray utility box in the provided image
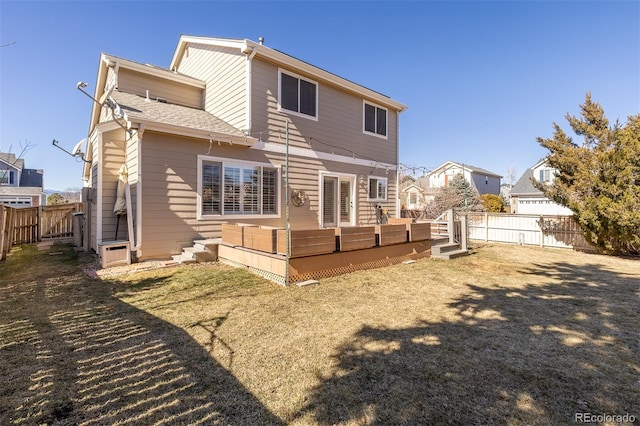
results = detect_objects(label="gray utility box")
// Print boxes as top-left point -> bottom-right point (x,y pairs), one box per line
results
99,241 -> 131,268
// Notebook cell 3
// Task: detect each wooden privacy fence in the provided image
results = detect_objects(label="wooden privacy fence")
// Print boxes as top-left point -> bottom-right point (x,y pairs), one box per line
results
1,203 -> 84,260
462,212 -> 594,251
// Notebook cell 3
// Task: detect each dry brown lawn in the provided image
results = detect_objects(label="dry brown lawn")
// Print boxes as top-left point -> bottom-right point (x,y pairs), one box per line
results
1,242 -> 638,425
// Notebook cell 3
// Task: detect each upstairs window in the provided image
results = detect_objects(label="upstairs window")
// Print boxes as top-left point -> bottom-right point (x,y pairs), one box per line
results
368,176 -> 388,201
539,169 -> 553,183
364,102 -> 387,138
279,70 -> 317,119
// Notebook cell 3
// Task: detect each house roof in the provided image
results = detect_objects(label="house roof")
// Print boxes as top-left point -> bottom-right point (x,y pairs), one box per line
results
88,53 -> 207,136
0,153 -> 24,170
19,169 -> 43,188
510,168 -> 543,196
429,161 -> 502,178
170,35 -> 408,112
400,183 -> 425,194
110,90 -> 254,144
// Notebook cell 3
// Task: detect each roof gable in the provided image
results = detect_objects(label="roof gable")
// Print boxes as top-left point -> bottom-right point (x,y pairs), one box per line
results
0,153 -> 23,171
510,168 -> 542,196
170,35 -> 407,112
429,161 -> 502,178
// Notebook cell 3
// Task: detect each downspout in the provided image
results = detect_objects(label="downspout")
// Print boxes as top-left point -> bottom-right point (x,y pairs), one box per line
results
133,124 -> 145,255
244,46 -> 258,136
96,130 -> 103,244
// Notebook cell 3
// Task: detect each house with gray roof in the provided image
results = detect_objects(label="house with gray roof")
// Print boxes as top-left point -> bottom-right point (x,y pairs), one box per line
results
0,153 -> 45,207
510,159 -> 572,215
426,161 -> 502,196
80,36 -> 407,261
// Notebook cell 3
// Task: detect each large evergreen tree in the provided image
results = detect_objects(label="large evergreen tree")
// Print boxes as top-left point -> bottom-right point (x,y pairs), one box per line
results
536,93 -> 640,255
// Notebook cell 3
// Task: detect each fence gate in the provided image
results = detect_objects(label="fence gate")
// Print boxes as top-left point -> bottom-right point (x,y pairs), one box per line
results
40,203 -> 83,239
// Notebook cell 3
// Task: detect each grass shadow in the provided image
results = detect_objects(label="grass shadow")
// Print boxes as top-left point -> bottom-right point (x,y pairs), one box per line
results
0,244 -> 283,425
297,260 -> 639,425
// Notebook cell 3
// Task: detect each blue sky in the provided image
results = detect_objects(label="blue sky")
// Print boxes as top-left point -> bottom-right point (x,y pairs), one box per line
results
1,0 -> 638,190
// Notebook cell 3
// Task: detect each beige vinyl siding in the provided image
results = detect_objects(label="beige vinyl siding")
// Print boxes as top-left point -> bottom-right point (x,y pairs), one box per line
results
99,129 -> 128,243
175,44 -> 247,131
250,57 -> 399,227
105,67 -> 117,94
138,132 -> 286,259
87,130 -> 100,252
251,58 -> 399,165
135,132 -> 397,259
117,68 -> 203,109
98,68 -> 119,124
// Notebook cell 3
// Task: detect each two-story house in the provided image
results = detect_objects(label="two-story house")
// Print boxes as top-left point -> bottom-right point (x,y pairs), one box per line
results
425,161 -> 502,197
0,152 -> 45,207
81,36 -> 407,261
510,159 -> 572,215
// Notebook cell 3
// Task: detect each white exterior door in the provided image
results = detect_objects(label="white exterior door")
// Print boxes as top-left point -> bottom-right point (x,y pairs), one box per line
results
321,173 -> 355,228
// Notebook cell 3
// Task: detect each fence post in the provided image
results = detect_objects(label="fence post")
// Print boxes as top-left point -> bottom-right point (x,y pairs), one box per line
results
484,212 -> 489,242
38,204 -> 43,242
1,206 -> 15,260
461,214 -> 468,251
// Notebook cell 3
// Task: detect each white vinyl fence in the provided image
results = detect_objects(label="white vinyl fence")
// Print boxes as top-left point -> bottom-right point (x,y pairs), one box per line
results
462,212 -> 594,251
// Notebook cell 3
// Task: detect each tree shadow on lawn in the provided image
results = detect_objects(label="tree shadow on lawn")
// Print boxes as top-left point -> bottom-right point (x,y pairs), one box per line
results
0,247 -> 283,425
297,261 -> 639,425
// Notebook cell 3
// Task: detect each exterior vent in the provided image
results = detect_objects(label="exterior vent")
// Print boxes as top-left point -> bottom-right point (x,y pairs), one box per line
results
156,97 -> 167,103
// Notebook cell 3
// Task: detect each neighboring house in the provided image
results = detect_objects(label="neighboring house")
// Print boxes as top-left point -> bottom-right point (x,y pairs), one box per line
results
510,159 -> 572,215
426,161 -> 502,195
399,176 -> 427,210
0,153 -> 45,208
500,183 -> 513,213
81,35 -> 407,261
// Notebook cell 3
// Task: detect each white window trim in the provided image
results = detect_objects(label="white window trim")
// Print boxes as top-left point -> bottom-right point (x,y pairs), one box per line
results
277,68 -> 319,121
367,175 -> 388,201
362,100 -> 388,139
197,154 -> 281,220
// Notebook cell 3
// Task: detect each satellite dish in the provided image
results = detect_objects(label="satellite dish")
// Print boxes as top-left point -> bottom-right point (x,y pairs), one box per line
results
99,84 -> 115,105
72,138 -> 86,156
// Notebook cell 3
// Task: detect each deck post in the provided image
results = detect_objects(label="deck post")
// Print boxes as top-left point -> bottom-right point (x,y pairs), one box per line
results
285,119 -> 290,285
447,209 -> 455,244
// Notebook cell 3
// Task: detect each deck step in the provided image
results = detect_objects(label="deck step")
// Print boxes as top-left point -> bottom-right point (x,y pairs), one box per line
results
193,238 -> 221,252
172,239 -> 220,264
431,248 -> 469,260
172,253 -> 197,264
431,242 -> 461,255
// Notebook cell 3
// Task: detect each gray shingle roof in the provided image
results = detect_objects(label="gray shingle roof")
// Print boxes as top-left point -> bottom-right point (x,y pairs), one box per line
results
20,169 -> 43,188
110,90 -> 248,138
455,163 -> 502,178
510,168 -> 542,196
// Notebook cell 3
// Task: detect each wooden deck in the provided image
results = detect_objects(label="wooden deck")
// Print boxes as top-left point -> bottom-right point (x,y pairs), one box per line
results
218,222 -> 435,285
